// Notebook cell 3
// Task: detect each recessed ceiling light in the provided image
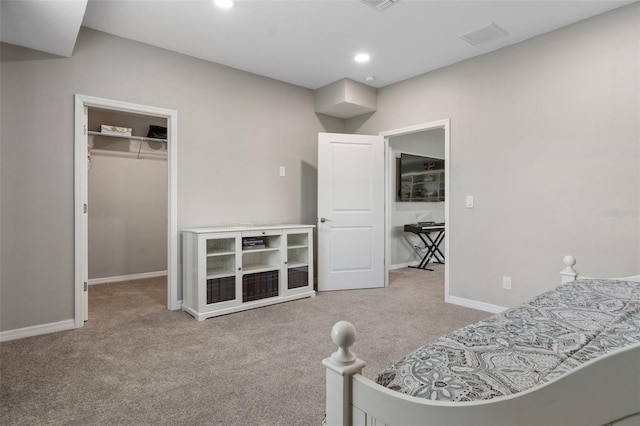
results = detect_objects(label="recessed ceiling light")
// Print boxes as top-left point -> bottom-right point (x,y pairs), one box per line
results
214,0 -> 235,9
354,53 -> 370,63
365,75 -> 376,82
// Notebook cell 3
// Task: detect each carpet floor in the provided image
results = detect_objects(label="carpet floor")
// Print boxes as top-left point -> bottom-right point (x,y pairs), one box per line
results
1,267 -> 489,425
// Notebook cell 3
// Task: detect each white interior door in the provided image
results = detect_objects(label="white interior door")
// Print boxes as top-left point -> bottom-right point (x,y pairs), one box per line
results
317,133 -> 385,291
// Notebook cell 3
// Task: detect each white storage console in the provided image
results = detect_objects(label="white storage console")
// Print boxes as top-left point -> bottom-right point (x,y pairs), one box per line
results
182,224 -> 315,320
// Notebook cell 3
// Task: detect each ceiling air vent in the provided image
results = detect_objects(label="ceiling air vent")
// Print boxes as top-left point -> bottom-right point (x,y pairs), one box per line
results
460,23 -> 509,47
361,0 -> 399,12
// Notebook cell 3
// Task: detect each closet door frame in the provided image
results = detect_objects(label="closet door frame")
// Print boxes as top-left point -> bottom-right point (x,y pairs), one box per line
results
74,94 -> 179,327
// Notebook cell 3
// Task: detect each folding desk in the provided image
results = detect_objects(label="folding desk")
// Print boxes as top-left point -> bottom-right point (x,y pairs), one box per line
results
403,223 -> 445,271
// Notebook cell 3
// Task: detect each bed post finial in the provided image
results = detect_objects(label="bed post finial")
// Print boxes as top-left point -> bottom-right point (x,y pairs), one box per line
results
330,321 -> 357,364
323,321 -> 367,426
560,255 -> 578,284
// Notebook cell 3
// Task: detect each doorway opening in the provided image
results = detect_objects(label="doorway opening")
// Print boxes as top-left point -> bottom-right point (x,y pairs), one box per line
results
74,95 -> 179,327
380,120 -> 450,297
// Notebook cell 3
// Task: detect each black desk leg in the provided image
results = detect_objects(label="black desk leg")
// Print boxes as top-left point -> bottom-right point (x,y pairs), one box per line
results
408,230 -> 445,271
425,231 -> 445,264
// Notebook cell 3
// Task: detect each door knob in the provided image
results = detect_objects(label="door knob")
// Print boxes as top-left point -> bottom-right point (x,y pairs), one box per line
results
319,217 -> 332,223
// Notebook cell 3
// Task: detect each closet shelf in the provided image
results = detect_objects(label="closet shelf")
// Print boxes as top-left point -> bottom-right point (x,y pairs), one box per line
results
90,148 -> 167,159
87,131 -> 167,143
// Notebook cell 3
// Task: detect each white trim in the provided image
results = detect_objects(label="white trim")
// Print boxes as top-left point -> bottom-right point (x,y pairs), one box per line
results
581,274 -> 640,282
384,142 -> 392,286
74,98 -> 85,327
0,320 -> 76,343
88,270 -> 168,285
390,262 -> 421,270
446,295 -> 507,314
379,119 -> 450,301
167,110 -> 179,311
74,94 -> 179,331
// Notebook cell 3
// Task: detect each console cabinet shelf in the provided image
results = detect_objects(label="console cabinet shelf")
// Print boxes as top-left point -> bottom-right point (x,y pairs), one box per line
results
182,224 -> 315,320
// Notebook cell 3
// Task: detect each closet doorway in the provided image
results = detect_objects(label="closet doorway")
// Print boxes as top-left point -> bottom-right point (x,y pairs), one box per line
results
74,95 -> 178,327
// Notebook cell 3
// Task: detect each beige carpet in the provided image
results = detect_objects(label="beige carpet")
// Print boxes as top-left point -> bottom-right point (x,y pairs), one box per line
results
1,267 -> 488,425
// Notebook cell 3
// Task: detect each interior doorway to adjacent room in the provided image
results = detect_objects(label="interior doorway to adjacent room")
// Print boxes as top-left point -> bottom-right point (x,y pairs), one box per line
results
381,120 -> 450,294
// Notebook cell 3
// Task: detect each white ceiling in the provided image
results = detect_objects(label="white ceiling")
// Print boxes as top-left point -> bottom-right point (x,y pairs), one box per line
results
1,0 -> 636,89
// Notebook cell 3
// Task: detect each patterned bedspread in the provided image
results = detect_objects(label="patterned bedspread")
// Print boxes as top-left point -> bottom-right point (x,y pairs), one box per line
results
375,279 -> 640,402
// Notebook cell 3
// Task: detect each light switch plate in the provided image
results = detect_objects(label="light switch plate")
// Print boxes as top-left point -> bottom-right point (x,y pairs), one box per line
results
279,166 -> 286,177
466,195 -> 474,208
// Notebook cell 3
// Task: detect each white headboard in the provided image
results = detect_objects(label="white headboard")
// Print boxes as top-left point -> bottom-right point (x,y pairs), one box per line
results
560,255 -> 640,284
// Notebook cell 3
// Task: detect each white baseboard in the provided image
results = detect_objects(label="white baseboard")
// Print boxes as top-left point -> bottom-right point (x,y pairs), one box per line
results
446,295 -> 507,314
0,319 -> 76,343
390,261 -> 421,270
391,264 -> 501,314
89,270 -> 167,285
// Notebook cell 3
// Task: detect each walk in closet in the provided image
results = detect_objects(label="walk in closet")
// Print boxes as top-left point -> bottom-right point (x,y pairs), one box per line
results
87,108 -> 168,284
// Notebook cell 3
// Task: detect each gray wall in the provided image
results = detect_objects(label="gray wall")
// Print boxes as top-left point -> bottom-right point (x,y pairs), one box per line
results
88,154 -> 168,280
0,28 -> 344,331
347,3 -> 640,307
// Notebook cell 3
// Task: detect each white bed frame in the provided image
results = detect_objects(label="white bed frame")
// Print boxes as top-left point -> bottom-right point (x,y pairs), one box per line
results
323,256 -> 640,426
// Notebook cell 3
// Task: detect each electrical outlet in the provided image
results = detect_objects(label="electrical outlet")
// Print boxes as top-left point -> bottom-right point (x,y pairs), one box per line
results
502,276 -> 512,290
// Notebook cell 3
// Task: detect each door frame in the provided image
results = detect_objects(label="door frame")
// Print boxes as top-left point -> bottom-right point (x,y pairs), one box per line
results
73,94 -> 179,328
380,119 -> 450,298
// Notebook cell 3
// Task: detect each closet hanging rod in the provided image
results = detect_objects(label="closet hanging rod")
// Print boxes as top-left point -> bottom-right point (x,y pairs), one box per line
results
90,149 -> 167,159
87,130 -> 167,143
